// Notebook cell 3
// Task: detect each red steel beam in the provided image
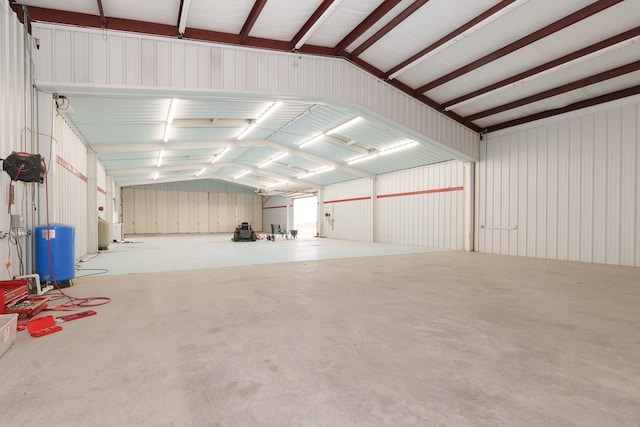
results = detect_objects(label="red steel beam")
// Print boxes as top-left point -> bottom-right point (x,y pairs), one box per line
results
443,26 -> 640,110
466,60 -> 640,121
385,0 -> 517,79
240,0 -> 268,43
485,85 -> 640,133
334,0 -> 402,55
415,0 -> 624,94
350,0 -> 430,58
290,0 -> 335,50
96,0 -> 107,28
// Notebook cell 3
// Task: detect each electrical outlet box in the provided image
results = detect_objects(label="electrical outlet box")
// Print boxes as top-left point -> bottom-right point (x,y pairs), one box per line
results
10,215 -> 21,229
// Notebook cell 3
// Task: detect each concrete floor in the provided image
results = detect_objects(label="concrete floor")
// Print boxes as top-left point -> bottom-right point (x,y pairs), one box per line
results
2,236 -> 639,426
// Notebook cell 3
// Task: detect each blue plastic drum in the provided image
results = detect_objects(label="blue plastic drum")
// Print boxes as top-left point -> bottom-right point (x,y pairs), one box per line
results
34,223 -> 75,283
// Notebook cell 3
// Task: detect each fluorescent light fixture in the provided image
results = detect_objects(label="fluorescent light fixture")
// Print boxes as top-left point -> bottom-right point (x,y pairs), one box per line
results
167,98 -> 178,125
266,180 -> 288,188
236,123 -> 257,140
297,166 -> 334,180
258,152 -> 289,168
178,0 -> 192,34
326,116 -> 362,135
294,0 -> 343,50
234,170 -> 250,180
153,171 -> 159,180
347,153 -> 378,165
256,101 -> 283,124
380,140 -> 419,156
211,147 -> 230,164
299,133 -> 325,148
196,168 -> 206,177
163,125 -> 171,142
388,0 -> 531,80
157,150 -> 164,167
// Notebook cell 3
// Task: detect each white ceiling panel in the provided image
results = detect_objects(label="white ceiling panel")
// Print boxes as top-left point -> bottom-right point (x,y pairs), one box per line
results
16,0 -> 638,187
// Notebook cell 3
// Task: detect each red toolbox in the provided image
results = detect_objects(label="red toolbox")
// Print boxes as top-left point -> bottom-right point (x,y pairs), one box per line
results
1,280 -> 48,318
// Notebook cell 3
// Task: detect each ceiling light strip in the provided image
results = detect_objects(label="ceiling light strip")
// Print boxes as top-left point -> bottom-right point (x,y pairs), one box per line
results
347,153 -> 378,165
326,116 -> 362,135
236,123 -> 257,140
379,140 -> 419,156
167,98 -> 178,125
234,170 -> 250,179
196,168 -> 206,177
157,150 -> 164,167
298,166 -> 335,180
294,0 -> 344,50
258,152 -> 289,168
211,147 -> 230,164
256,101 -> 283,124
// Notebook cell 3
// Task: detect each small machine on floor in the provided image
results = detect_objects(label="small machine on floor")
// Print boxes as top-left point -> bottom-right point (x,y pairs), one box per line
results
233,222 -> 257,242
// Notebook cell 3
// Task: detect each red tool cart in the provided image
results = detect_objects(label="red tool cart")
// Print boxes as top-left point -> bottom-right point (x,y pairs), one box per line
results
0,279 -> 49,318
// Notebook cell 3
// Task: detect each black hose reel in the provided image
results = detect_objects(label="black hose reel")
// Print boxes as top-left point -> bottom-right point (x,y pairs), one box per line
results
2,152 -> 46,183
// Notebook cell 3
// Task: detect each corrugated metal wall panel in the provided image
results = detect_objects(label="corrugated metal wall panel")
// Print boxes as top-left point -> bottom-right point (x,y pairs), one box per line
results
198,192 -> 208,233
263,197 -> 289,234
156,190 -> 168,233
122,188 -> 135,234
31,23 -> 478,161
480,98 -> 640,266
322,179 -> 373,242
52,115 -> 88,258
376,161 -> 464,249
167,190 -> 179,233
0,4 -> 34,277
134,188 -> 146,233
208,193 -> 220,233
145,190 -> 157,234
122,187 -> 262,234
178,191 -> 189,233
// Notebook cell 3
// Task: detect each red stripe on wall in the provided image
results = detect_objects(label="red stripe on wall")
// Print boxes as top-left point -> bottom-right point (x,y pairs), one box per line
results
263,205 -> 287,210
56,155 -> 88,183
323,196 -> 371,204
377,186 -> 464,199
97,186 -> 107,195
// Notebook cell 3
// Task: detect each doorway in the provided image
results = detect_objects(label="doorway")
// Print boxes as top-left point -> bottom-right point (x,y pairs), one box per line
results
293,196 -> 317,238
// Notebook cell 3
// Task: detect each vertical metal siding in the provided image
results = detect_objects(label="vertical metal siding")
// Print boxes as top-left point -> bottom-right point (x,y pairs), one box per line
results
0,4 -> 33,276
156,190 -> 168,233
52,115 -> 88,258
322,179 -> 373,242
376,161 -> 464,249
480,99 -> 640,267
31,23 -> 478,161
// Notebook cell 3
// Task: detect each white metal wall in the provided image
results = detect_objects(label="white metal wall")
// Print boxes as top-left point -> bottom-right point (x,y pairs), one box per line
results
479,97 -> 640,267
377,161 -> 464,249
31,23 -> 478,161
322,179 -> 374,241
122,187 -> 261,235
97,161 -> 107,219
51,115 -> 88,258
0,2 -> 34,278
263,197 -> 291,234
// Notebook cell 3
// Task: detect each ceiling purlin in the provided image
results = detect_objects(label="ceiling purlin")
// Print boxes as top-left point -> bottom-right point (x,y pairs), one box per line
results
96,0 -> 107,28
385,0 -> 517,79
486,85 -> 640,133
333,0 -> 402,55
442,26 -> 640,110
415,0 -> 625,94
290,0 -> 335,51
467,60 -> 640,122
240,0 -> 268,43
349,0 -> 431,58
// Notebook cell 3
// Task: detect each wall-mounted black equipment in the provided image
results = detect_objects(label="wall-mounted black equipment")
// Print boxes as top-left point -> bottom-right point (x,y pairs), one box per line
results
3,152 -> 46,183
